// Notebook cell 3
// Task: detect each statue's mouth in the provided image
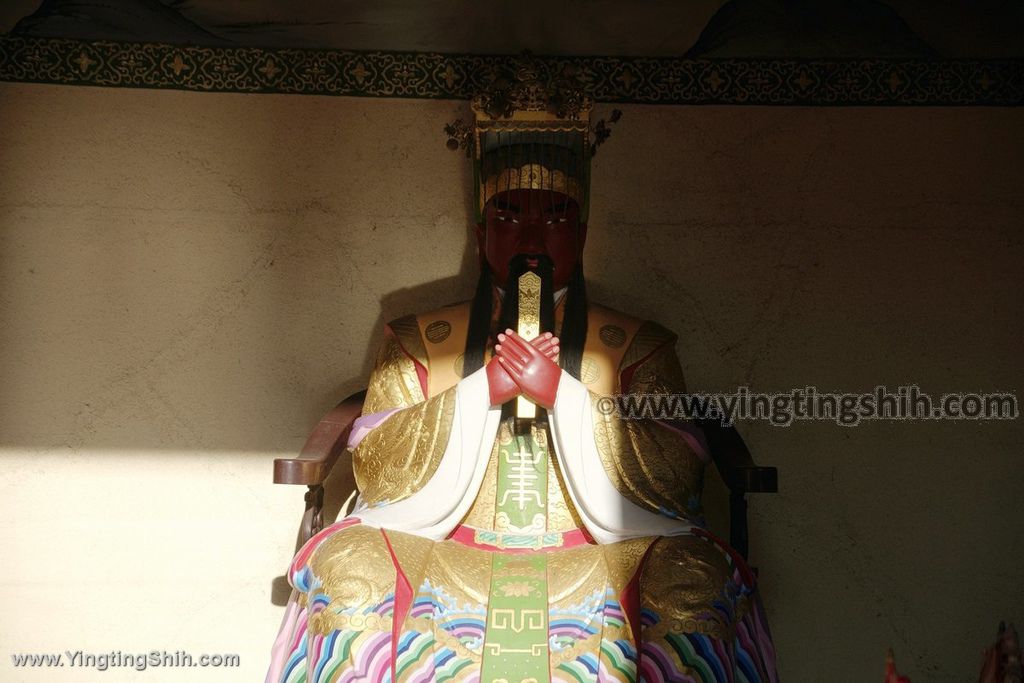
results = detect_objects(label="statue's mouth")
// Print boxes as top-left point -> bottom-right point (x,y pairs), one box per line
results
514,253 -> 547,271
507,253 -> 552,281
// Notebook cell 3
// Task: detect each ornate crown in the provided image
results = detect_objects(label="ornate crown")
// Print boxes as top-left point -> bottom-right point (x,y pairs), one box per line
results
445,52 -> 620,221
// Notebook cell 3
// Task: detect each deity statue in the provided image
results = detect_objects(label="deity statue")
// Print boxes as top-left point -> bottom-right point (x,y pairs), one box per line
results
267,58 -> 779,683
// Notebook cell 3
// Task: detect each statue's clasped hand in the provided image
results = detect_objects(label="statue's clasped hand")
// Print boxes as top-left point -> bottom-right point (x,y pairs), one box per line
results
486,331 -> 559,406
491,330 -> 561,410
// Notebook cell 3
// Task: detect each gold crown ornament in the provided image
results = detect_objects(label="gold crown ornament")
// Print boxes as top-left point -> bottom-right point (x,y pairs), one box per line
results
445,52 -> 621,221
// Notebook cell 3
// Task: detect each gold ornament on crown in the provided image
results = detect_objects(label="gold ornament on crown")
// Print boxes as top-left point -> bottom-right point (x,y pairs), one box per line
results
444,51 -> 621,153
481,164 -> 584,210
473,52 -> 593,121
444,51 -> 622,220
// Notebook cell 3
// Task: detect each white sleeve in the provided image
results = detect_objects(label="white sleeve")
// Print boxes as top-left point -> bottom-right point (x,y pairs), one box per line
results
547,370 -> 693,543
352,365 -> 502,540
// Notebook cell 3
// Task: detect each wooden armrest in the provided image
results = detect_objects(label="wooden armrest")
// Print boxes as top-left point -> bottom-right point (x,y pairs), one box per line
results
696,417 -> 778,494
273,390 -> 366,486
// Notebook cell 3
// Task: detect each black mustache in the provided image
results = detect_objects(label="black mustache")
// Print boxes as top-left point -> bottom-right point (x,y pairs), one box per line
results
507,253 -> 554,275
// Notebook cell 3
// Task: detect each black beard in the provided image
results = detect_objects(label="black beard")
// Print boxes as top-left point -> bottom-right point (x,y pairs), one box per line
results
462,255 -> 587,381
496,253 -> 556,338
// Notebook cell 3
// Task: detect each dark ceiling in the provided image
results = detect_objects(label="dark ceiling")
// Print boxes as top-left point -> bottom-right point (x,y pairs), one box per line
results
2,0 -> 1022,58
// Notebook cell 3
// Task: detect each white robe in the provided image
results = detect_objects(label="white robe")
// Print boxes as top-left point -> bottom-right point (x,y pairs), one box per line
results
353,366 -> 693,543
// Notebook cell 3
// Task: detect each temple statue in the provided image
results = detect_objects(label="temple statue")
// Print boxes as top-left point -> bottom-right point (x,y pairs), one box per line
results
268,58 -> 779,683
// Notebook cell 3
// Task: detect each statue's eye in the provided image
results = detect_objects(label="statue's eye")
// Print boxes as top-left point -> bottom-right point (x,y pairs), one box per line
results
545,217 -> 568,226
495,215 -> 519,224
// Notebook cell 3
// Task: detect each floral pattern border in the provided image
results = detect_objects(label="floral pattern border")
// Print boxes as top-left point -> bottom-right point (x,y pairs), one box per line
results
1,36 -> 1021,105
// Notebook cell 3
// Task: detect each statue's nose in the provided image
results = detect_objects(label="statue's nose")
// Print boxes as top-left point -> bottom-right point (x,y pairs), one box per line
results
518,220 -> 547,253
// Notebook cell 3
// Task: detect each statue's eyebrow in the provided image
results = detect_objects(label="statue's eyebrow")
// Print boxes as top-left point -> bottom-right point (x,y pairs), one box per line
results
496,201 -> 520,212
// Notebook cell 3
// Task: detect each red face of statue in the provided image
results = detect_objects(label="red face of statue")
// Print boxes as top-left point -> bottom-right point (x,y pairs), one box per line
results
477,188 -> 587,291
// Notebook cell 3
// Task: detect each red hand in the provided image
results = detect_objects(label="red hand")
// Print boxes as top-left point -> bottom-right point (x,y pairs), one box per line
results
487,333 -> 559,406
487,357 -> 520,405
495,330 -> 562,410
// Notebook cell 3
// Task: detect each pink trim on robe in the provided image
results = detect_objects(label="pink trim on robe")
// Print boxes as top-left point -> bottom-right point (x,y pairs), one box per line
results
265,594 -> 305,683
655,418 -> 711,463
347,409 -> 400,450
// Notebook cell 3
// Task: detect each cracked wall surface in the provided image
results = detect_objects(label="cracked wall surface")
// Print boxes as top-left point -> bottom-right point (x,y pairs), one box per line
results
0,82 -> 1021,681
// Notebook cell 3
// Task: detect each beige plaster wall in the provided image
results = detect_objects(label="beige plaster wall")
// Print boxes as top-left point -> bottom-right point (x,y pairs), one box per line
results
0,82 -> 1020,682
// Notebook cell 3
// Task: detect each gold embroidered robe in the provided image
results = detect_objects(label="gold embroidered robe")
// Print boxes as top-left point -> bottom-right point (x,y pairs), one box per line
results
272,299 -> 765,683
